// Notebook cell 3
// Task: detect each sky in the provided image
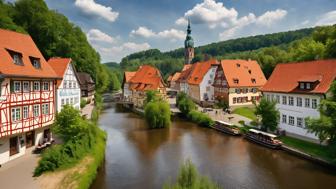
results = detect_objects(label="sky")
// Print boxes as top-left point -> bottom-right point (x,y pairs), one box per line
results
26,0 -> 336,62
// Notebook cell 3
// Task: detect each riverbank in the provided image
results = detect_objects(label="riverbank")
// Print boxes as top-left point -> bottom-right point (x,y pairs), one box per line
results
35,94 -> 107,189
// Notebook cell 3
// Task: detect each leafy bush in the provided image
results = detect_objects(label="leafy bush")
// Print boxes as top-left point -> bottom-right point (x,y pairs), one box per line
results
188,110 -> 214,127
238,120 -> 245,126
178,98 -> 196,115
250,120 -> 259,127
144,101 -> 171,129
176,92 -> 188,106
80,99 -> 88,109
164,159 -> 220,189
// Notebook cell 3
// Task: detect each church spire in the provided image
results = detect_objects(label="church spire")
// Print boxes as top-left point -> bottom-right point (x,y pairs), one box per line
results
184,19 -> 194,64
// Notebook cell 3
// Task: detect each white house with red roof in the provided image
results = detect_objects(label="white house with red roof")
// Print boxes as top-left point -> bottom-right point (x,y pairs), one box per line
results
0,29 -> 58,164
122,71 -> 136,101
48,58 -> 81,112
261,60 -> 336,142
213,59 -> 266,107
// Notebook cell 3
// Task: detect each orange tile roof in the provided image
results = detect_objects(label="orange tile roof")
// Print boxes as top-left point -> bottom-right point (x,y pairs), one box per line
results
171,72 -> 181,82
167,75 -> 173,82
188,59 -> 219,85
0,29 -> 58,78
182,64 -> 192,71
177,65 -> 193,82
128,65 -> 165,91
124,71 -> 136,82
221,59 -> 266,87
261,60 -> 336,94
48,57 -> 72,77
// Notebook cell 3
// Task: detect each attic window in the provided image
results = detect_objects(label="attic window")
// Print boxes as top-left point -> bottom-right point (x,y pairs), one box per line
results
233,78 -> 239,84
251,78 -> 256,84
236,63 -> 241,67
29,57 -> 41,69
248,70 -> 252,74
7,49 -> 23,66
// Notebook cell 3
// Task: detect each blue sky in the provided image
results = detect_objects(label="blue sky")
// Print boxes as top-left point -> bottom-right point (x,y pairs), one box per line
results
34,1 -> 336,62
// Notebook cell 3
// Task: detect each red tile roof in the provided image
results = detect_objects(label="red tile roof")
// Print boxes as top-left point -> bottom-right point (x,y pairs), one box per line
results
48,57 -> 72,77
188,59 -> 219,85
220,59 -> 266,87
261,60 -> 336,94
167,75 -> 173,82
0,29 -> 58,78
171,72 -> 181,82
128,65 -> 165,91
124,71 -> 136,82
177,65 -> 193,83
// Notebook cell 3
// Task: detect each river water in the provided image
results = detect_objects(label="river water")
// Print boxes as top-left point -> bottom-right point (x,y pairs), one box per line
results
91,103 -> 336,189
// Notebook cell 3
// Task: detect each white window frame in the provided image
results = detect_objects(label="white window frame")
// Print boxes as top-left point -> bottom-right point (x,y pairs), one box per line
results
34,81 -> 40,91
289,116 -> 295,126
305,98 -> 310,108
282,114 -> 287,123
300,83 -> 305,89
23,81 -> 30,92
11,107 -> 21,122
306,83 -> 311,89
312,99 -> 317,109
42,103 -> 49,115
297,97 -> 302,107
276,95 -> 280,103
297,117 -> 303,128
42,82 -> 49,91
61,99 -> 65,106
23,106 -> 29,119
14,81 -> 21,93
289,96 -> 294,106
33,104 -> 40,117
282,96 -> 287,105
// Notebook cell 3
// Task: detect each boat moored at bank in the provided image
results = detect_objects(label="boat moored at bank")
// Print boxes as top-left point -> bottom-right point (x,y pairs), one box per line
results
245,129 -> 282,149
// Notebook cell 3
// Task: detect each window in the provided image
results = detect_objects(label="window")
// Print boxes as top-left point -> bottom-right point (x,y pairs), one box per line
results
42,82 -> 49,91
73,82 -> 76,88
233,97 -> 237,104
61,99 -> 65,106
70,98 -> 73,105
34,81 -> 40,91
69,81 -> 72,88
266,94 -> 270,101
66,98 -> 69,105
23,81 -> 30,92
42,104 -> 49,115
64,81 -> 67,89
30,57 -> 41,69
297,117 -> 303,128
235,88 -> 241,94
233,79 -> 239,84
251,78 -> 256,84
13,53 -> 23,65
305,98 -> 310,108
14,81 -> 21,92
300,83 -> 305,89
282,96 -> 287,105
306,83 -> 311,89
289,116 -> 295,126
276,95 -> 280,103
282,114 -> 287,123
11,107 -> 21,122
23,106 -> 29,119
33,104 -> 40,117
289,96 -> 294,106
252,88 -> 257,93
206,86 -> 210,92
208,80 -> 212,85
297,97 -> 302,107
312,99 -> 317,109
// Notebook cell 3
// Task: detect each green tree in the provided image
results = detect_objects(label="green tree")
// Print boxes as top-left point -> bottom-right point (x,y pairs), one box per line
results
144,101 -> 171,129
306,81 -> 336,143
164,159 -> 219,189
178,98 -> 196,115
145,90 -> 160,105
255,98 -> 279,132
289,38 -> 325,61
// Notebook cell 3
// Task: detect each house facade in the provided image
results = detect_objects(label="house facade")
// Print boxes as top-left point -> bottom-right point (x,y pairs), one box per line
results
187,59 -> 219,104
122,71 -> 136,102
77,72 -> 95,102
169,72 -> 181,90
0,29 -> 58,164
48,58 -> 81,112
176,64 -> 192,93
123,65 -> 166,108
261,60 -> 336,142
213,60 -> 266,107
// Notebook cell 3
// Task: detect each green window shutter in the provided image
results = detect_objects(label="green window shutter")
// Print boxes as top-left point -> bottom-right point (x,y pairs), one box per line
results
10,80 -> 14,92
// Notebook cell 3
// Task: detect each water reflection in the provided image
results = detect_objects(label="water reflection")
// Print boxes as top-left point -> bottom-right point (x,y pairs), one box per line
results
91,103 -> 336,189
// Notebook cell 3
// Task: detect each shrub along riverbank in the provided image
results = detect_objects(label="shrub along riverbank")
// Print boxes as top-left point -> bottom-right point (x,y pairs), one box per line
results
34,93 -> 107,189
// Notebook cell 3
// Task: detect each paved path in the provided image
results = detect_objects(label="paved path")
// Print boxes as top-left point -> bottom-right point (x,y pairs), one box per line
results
81,101 -> 94,119
0,148 -> 40,189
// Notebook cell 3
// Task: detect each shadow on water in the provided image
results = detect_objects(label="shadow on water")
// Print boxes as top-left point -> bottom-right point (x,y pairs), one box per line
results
91,103 -> 336,189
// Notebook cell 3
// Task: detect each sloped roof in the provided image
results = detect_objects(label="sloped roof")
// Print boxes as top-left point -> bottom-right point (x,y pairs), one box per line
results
221,59 -> 266,87
0,29 -> 58,78
77,72 -> 95,85
48,57 -> 72,77
124,71 -> 136,82
261,60 -> 336,94
167,75 -> 173,82
188,59 -> 219,85
177,64 -> 193,83
128,65 -> 165,91
171,72 -> 181,82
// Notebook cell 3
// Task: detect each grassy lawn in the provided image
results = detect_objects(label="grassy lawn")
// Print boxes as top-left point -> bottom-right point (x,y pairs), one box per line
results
280,136 -> 335,163
233,107 -> 256,121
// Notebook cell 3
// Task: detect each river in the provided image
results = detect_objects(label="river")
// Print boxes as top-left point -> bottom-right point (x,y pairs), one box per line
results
91,103 -> 336,189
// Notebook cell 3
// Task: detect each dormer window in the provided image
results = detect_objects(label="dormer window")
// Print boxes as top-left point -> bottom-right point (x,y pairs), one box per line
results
233,78 -> 239,84
248,70 -> 252,74
7,49 -> 23,65
30,57 -> 41,69
306,83 -> 311,89
236,63 -> 241,68
251,78 -> 256,84
299,82 -> 314,90
300,82 -> 305,89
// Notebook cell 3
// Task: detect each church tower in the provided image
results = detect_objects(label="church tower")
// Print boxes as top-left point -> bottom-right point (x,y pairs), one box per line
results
184,20 -> 194,64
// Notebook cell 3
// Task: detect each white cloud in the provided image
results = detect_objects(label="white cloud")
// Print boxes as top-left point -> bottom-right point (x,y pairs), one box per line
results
130,26 -> 156,38
86,29 -> 116,44
316,10 -> 336,26
74,0 -> 119,22
130,26 -> 185,41
255,9 -> 287,26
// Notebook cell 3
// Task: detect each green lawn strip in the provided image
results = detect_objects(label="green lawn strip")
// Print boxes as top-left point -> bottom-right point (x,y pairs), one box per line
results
233,107 -> 256,121
279,136 -> 334,163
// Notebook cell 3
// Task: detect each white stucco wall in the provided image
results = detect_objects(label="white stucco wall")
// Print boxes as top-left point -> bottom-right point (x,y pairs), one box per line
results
199,66 -> 217,102
264,92 -> 322,140
56,64 -> 81,112
228,88 -> 261,107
